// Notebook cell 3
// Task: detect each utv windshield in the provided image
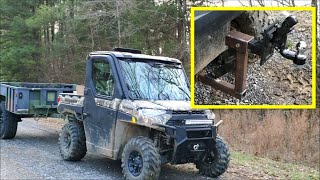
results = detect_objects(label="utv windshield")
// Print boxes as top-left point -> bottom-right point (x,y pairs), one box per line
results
119,59 -> 190,101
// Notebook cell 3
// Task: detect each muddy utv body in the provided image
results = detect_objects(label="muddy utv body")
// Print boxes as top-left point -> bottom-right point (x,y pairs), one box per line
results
57,48 -> 230,179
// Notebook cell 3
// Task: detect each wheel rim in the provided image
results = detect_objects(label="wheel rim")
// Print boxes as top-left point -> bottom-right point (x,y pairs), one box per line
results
128,150 -> 143,177
62,131 -> 71,152
202,151 -> 216,166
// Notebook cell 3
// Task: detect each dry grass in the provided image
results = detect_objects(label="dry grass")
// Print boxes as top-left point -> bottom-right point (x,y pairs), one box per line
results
231,151 -> 319,179
214,109 -> 320,167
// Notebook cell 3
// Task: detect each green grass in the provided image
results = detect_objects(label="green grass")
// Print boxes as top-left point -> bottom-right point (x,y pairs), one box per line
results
286,40 -> 294,49
231,151 -> 319,180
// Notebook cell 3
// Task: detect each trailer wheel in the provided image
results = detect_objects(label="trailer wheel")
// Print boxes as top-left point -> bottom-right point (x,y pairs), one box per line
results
121,136 -> 161,180
59,121 -> 86,161
196,136 -> 230,178
0,101 -> 18,139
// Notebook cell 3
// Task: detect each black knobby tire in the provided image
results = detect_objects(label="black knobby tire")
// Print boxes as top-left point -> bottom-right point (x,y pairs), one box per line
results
232,11 -> 276,40
196,136 -> 230,178
0,101 -> 18,139
121,136 -> 161,180
59,121 -> 87,161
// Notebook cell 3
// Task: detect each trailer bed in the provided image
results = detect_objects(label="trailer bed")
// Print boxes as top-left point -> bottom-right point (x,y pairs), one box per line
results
0,82 -> 76,116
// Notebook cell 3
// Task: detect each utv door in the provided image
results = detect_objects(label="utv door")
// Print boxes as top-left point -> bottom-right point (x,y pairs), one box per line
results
83,55 -> 120,158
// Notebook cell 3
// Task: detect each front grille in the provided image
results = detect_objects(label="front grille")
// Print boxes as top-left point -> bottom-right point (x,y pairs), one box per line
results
166,120 -> 185,126
187,130 -> 212,139
172,110 -> 204,115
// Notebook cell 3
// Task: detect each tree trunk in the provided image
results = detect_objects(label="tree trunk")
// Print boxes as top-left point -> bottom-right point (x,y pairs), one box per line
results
51,23 -> 55,42
116,0 -> 121,47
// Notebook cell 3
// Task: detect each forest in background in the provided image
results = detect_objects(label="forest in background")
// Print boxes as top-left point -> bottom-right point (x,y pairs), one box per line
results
0,0 -> 194,84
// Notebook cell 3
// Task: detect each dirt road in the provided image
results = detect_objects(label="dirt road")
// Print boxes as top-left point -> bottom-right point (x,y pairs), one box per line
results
1,118 -> 241,180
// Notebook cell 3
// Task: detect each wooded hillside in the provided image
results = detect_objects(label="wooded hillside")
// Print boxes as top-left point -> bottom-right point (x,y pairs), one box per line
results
0,0 -> 196,84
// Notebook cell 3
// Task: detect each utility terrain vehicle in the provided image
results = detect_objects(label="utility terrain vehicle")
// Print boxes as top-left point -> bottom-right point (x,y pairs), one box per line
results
57,48 -> 229,179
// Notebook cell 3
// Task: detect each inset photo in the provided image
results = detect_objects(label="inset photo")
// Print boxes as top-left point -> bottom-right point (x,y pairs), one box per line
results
190,7 -> 316,109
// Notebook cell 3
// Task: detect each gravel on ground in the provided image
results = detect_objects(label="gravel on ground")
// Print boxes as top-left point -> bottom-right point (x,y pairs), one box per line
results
0,118 -> 280,179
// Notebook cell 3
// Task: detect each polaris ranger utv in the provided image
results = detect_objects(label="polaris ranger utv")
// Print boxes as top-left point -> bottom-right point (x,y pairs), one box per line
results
57,48 -> 229,179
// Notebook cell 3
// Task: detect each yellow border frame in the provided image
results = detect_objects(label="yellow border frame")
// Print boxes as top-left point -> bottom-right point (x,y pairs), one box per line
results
190,6 -> 316,109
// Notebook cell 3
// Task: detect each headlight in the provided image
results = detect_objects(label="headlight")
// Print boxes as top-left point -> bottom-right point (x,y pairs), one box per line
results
204,110 -> 215,120
138,109 -> 172,124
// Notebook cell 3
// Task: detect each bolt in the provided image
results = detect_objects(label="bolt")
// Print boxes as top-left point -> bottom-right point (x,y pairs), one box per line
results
236,43 -> 240,48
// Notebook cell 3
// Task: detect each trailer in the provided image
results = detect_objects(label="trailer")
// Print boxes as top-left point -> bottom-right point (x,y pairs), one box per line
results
0,82 -> 76,139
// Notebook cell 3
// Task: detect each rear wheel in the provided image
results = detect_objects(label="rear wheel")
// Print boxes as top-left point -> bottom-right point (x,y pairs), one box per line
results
121,136 -> 161,180
59,121 -> 87,161
196,136 -> 230,177
0,101 -> 18,139
232,11 -> 276,40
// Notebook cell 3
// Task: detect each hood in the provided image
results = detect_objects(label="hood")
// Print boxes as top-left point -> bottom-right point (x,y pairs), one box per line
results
118,99 -> 194,116
118,99 -> 210,127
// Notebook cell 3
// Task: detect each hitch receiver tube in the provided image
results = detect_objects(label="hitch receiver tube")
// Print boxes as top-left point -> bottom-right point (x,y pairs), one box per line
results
198,30 -> 253,99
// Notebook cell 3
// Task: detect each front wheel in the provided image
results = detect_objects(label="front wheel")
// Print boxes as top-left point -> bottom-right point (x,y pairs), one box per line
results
121,136 -> 161,180
196,136 -> 230,178
0,101 -> 18,139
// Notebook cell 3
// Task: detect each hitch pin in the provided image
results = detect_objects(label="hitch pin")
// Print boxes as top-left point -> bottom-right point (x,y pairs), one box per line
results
214,120 -> 223,127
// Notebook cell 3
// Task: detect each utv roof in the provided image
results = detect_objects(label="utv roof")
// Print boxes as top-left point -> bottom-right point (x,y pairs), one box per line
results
90,51 -> 181,64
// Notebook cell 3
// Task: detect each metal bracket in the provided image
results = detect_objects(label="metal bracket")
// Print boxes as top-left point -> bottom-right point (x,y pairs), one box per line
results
198,30 -> 253,99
